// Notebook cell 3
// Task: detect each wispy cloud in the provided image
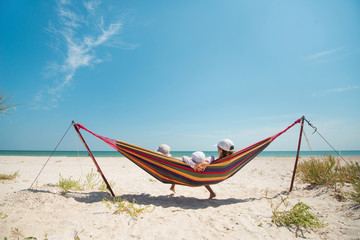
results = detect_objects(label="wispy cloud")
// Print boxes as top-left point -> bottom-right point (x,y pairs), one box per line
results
313,86 -> 359,97
306,46 -> 360,64
33,0 -> 126,110
306,47 -> 344,61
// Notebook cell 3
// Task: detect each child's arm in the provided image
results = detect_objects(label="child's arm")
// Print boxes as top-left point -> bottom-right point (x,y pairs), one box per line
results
205,156 -> 215,164
182,156 -> 196,168
194,156 -> 215,171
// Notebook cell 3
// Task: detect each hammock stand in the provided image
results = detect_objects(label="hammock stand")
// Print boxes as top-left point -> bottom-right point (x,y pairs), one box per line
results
72,117 -> 305,196
72,121 -> 115,197
290,116 -> 304,191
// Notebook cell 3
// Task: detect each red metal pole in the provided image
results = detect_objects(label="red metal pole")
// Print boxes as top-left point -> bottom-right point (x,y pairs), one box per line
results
72,121 -> 115,197
289,116 -> 305,192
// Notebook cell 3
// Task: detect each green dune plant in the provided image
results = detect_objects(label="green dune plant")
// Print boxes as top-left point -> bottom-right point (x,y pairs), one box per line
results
57,174 -> 82,193
266,191 -> 323,230
84,168 -> 101,189
103,197 -> 155,219
3,233 -> 49,240
0,171 -> 19,180
297,155 -> 360,186
347,178 -> 360,203
272,202 -> 323,230
73,231 -> 80,240
0,212 -> 8,219
297,155 -> 360,203
297,155 -> 339,187
57,169 -> 115,194
98,180 -> 116,192
343,162 -> 360,203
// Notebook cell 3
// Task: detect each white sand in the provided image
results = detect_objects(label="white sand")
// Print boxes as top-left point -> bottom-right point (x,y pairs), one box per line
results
1,155 -> 359,239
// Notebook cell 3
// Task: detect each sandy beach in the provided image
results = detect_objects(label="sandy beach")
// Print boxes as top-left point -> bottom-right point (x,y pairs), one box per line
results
1,155 -> 359,239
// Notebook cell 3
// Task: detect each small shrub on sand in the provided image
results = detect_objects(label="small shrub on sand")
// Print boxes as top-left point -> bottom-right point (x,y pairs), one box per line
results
266,191 -> 323,230
0,212 -> 8,219
103,197 -> 155,219
57,169 -> 115,194
297,155 -> 339,187
58,174 -> 82,193
73,231 -> 80,240
98,180 -> 116,192
345,162 -> 360,203
337,161 -> 360,184
0,171 -> 19,180
272,202 -> 323,230
297,155 -> 360,203
84,168 -> 99,189
347,179 -> 360,203
3,233 -> 49,240
297,155 -> 360,186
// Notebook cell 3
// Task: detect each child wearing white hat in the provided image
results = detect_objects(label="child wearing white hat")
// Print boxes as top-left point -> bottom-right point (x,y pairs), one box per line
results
170,151 -> 209,194
169,139 -> 235,199
217,139 -> 235,153
193,139 -> 235,199
181,151 -> 207,168
156,144 -> 172,157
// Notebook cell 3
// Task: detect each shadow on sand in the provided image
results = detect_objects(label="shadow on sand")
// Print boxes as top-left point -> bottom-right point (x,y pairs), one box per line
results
118,190 -> 289,210
26,188 -> 288,210
27,188 -> 111,204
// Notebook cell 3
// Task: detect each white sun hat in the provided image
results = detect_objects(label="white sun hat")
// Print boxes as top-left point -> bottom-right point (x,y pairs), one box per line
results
217,139 -> 234,152
191,151 -> 206,163
156,144 -> 171,157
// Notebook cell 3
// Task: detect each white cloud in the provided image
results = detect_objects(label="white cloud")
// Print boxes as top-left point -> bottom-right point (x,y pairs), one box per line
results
33,0 -> 125,110
312,86 -> 359,97
306,47 -> 344,61
84,0 -> 101,14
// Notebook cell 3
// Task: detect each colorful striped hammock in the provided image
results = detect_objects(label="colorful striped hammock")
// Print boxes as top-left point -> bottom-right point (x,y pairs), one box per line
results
75,118 -> 301,187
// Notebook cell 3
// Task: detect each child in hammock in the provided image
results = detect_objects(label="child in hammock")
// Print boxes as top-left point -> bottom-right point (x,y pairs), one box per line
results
181,151 -> 209,169
193,139 -> 235,199
169,151 -> 215,194
156,144 -> 172,157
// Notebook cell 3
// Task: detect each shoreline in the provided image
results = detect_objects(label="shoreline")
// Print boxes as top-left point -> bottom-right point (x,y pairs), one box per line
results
1,155 -> 359,239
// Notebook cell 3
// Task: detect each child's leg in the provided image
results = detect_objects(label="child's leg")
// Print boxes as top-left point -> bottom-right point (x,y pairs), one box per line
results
204,185 -> 216,199
170,184 -> 176,193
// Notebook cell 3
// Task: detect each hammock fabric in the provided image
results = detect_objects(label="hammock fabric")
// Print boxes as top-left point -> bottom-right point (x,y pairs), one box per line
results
75,118 -> 301,187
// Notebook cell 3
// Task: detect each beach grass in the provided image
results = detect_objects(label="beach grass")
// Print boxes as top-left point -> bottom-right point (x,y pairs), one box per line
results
57,169 -> 115,194
0,171 -> 19,180
297,155 -> 360,203
297,155 -> 339,187
266,191 -> 323,230
73,231 -> 80,240
347,177 -> 360,203
98,180 -> 116,192
84,168 -> 99,189
272,201 -> 323,230
58,174 -> 83,193
103,197 -> 155,219
0,212 -> 8,219
3,233 -> 49,240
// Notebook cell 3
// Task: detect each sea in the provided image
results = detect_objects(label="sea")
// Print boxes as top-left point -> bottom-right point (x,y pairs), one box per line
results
0,150 -> 359,158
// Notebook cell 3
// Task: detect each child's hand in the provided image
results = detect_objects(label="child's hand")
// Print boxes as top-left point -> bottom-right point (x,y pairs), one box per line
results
194,162 -> 209,171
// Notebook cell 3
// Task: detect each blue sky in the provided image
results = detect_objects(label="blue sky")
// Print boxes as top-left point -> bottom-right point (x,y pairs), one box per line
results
1,0 -> 359,152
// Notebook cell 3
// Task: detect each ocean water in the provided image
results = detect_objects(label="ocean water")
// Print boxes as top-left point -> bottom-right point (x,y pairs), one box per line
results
0,150 -> 359,158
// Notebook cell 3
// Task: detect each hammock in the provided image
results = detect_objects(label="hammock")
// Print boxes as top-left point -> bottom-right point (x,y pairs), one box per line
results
75,118 -> 301,187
